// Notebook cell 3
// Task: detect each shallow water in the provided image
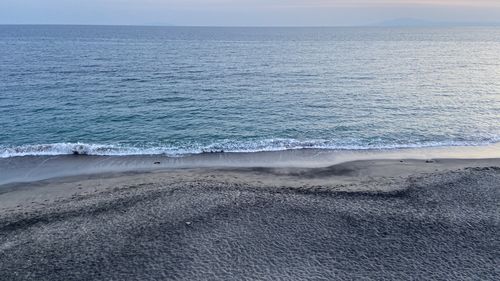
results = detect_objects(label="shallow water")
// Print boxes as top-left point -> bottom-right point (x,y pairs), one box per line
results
0,26 -> 499,157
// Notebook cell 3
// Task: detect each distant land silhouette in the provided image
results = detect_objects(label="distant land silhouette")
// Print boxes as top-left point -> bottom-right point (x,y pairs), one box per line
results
373,18 -> 500,27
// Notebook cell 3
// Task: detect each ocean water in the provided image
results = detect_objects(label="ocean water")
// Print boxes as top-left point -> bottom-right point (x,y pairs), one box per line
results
0,25 -> 499,158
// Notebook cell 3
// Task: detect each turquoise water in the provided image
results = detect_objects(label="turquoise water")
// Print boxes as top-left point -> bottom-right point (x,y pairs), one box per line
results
0,26 -> 499,157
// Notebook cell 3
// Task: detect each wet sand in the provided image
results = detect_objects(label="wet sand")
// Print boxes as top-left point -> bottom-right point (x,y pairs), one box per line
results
0,158 -> 499,280
2,143 -> 500,186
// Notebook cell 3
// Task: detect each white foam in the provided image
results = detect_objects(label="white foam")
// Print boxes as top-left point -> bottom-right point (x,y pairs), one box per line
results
1,138 -> 499,158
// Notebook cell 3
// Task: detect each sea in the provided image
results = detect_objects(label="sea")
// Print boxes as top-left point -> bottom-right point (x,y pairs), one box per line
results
0,25 -> 499,158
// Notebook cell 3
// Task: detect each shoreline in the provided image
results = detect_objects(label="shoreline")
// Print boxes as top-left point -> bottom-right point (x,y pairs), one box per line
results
1,143 -> 500,186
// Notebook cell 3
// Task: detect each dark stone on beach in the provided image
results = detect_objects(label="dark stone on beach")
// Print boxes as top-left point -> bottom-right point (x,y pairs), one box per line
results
72,150 -> 87,156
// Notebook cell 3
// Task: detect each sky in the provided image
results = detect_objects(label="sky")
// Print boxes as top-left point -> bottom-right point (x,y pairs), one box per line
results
1,0 -> 500,26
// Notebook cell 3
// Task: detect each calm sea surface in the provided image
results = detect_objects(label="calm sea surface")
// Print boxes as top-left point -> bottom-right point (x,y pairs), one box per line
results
0,26 -> 499,157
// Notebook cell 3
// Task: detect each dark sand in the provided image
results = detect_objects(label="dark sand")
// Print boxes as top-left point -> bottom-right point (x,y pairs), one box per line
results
0,158 -> 499,280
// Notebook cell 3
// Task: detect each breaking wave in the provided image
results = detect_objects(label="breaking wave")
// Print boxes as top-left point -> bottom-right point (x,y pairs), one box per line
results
1,138 -> 499,158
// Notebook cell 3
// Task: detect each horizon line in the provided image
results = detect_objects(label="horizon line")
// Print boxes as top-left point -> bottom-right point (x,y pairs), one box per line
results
1,23 -> 500,28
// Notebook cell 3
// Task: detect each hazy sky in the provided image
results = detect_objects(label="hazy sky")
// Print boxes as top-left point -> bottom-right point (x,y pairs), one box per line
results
1,0 -> 500,26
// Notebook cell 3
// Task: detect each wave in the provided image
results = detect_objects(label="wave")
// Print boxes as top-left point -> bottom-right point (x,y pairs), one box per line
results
1,138 -> 499,158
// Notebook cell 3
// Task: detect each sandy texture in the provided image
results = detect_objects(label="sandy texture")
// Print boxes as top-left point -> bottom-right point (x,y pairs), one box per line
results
0,159 -> 499,280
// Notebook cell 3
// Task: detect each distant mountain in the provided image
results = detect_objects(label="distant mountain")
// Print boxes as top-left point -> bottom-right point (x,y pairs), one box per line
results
374,18 -> 500,27
376,18 -> 435,27
142,22 -> 176,27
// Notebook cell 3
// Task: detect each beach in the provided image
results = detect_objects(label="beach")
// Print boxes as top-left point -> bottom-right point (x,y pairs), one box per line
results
1,156 -> 499,280
1,24 -> 500,280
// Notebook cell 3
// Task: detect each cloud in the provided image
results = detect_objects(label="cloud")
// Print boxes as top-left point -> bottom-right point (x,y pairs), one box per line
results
93,0 -> 500,8
139,0 -> 500,8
